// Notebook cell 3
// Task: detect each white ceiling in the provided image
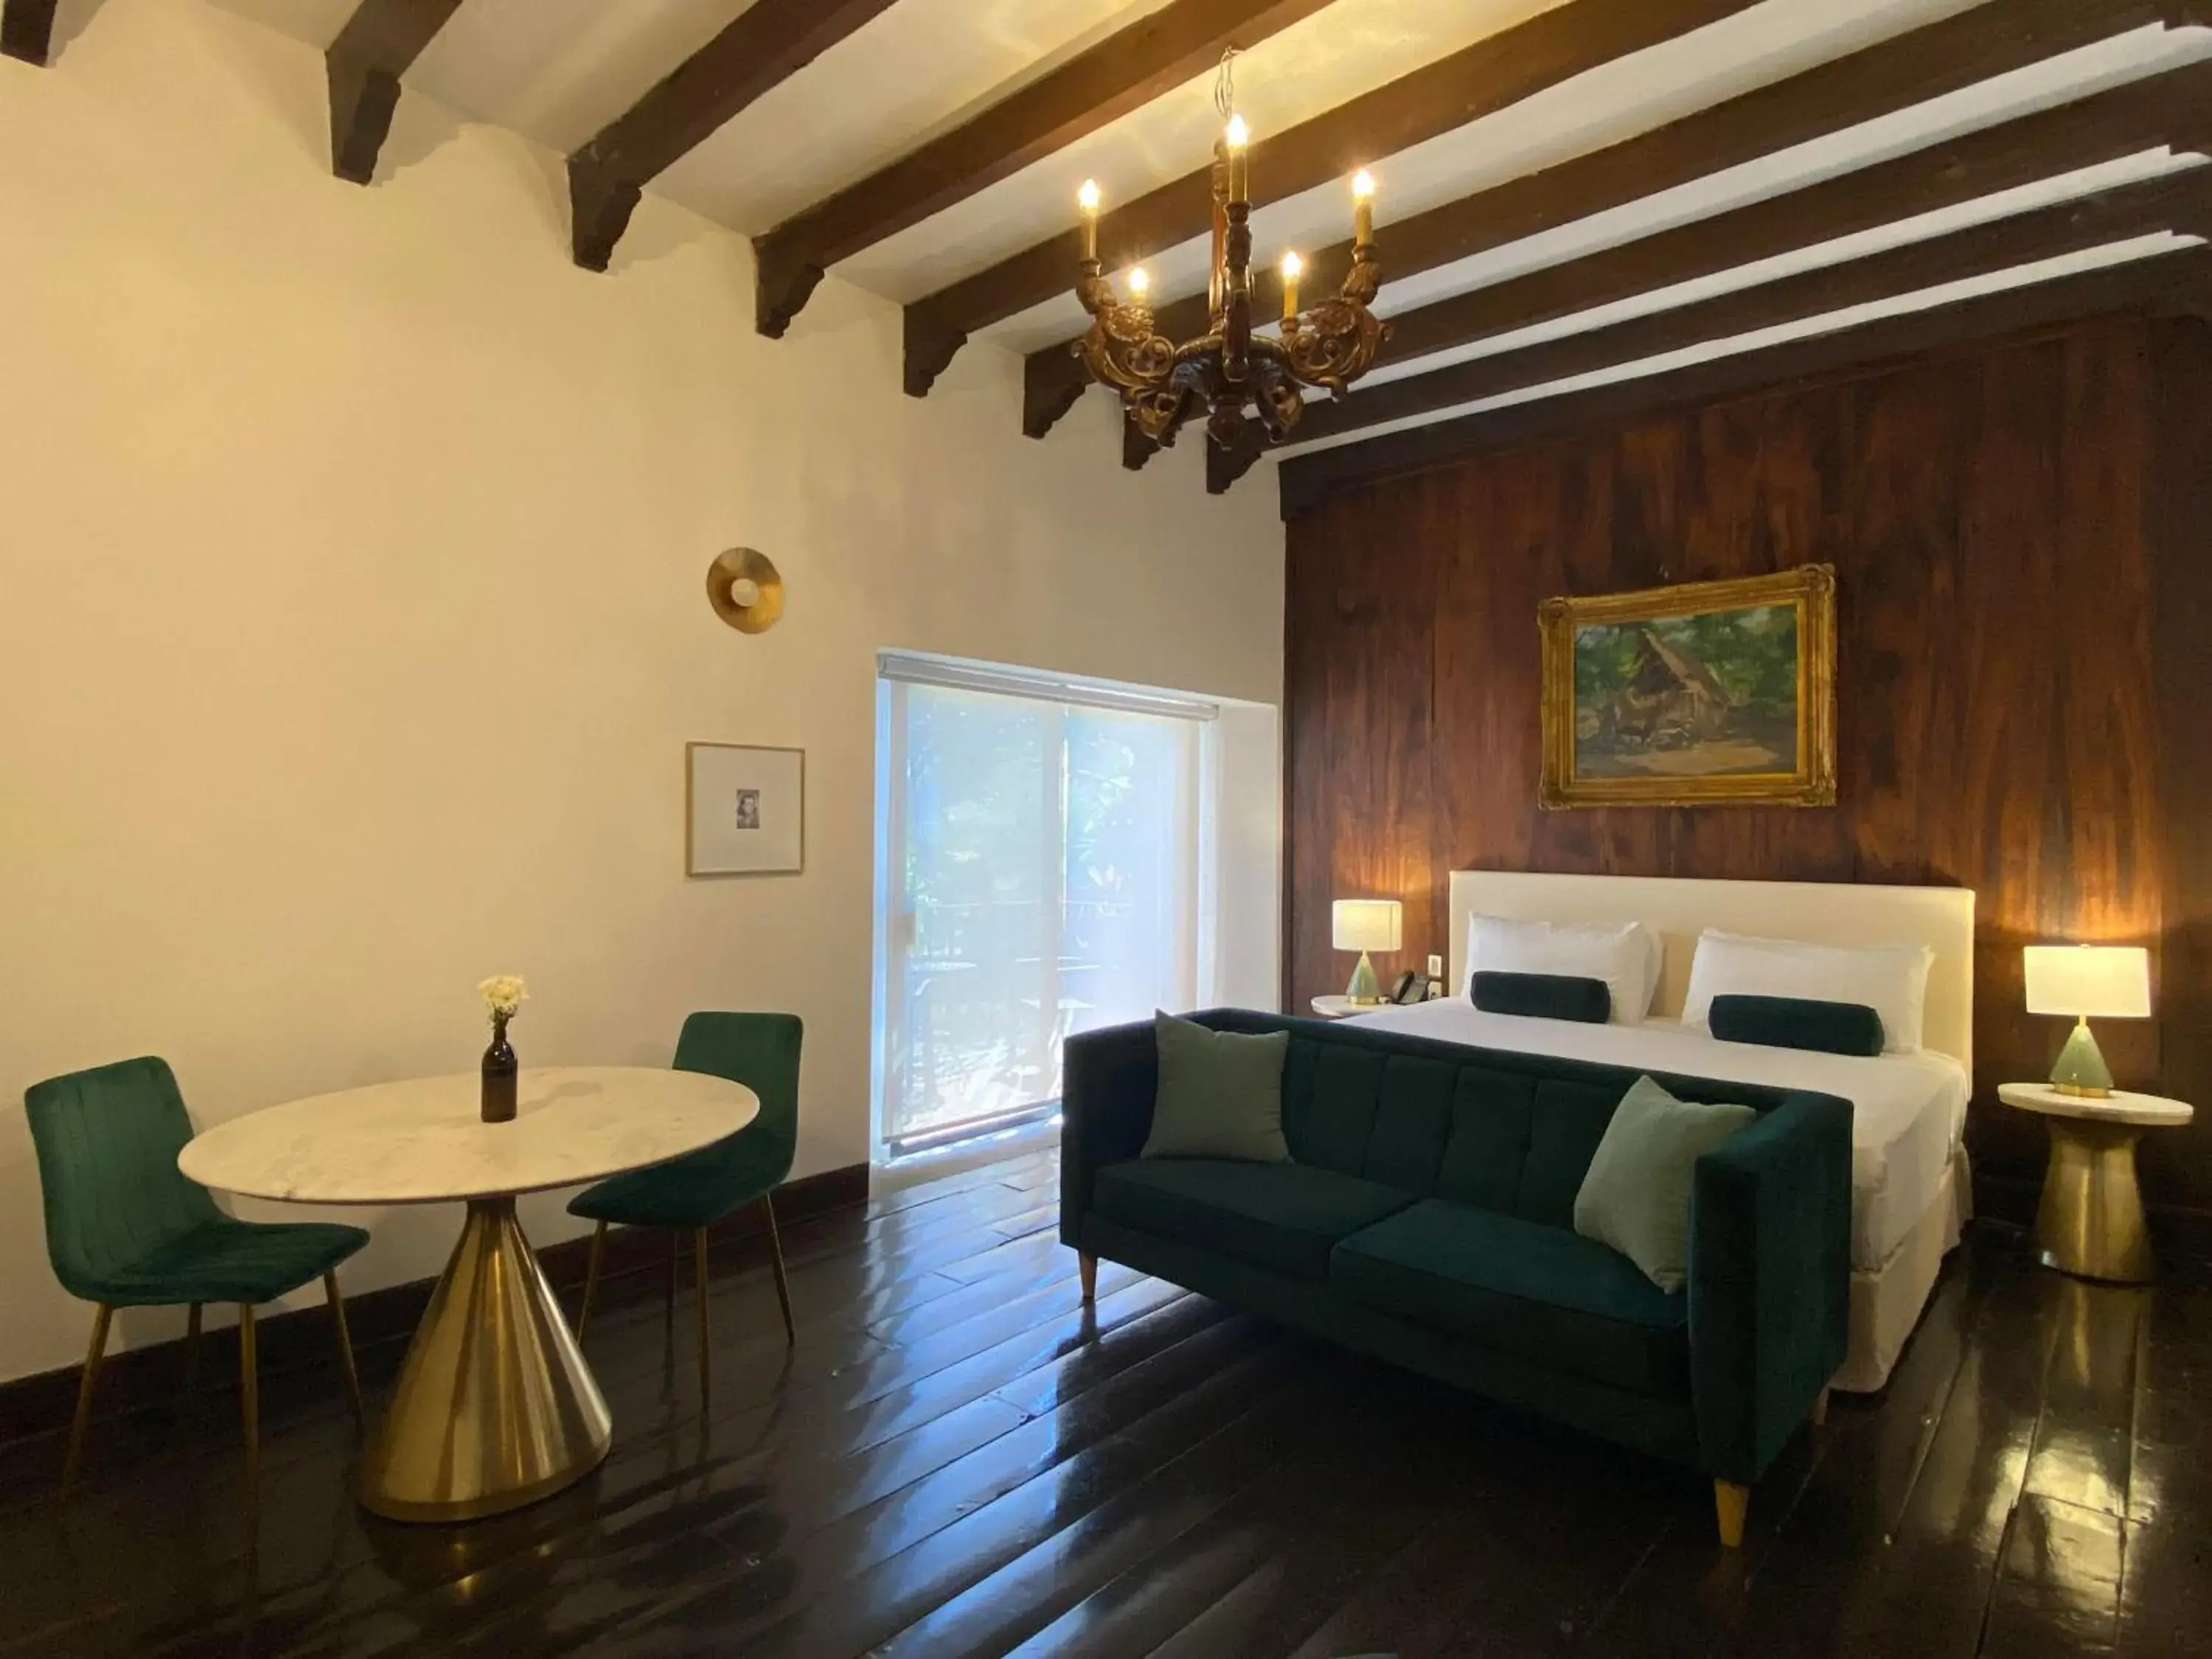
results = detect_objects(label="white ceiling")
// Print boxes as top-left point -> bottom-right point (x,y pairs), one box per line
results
210,0 -> 2212,464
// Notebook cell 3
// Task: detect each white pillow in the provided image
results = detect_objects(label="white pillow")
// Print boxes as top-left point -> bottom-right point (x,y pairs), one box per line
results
1466,915 -> 1660,1026
1680,928 -> 1935,1054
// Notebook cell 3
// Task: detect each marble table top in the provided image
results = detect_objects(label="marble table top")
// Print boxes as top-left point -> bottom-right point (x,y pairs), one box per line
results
1997,1082 -> 2194,1128
178,1066 -> 758,1206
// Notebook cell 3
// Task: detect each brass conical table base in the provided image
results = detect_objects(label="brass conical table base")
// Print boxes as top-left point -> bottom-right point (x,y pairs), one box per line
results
2033,1119 -> 2155,1285
358,1197 -> 611,1523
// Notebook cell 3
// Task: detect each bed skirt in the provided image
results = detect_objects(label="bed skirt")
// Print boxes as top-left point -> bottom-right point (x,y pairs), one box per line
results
1834,1144 -> 1971,1393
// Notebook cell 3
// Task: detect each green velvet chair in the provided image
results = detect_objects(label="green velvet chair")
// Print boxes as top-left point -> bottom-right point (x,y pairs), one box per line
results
26,1056 -> 371,1496
568,1012 -> 803,1398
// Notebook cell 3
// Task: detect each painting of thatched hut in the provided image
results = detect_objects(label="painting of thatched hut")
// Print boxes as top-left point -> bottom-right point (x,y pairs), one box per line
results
1600,627 -> 1736,748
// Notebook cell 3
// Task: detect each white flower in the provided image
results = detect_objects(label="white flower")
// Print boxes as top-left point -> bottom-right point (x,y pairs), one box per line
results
479,975 -> 529,1018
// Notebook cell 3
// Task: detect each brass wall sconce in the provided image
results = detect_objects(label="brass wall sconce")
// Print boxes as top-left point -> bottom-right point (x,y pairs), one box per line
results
706,548 -> 785,634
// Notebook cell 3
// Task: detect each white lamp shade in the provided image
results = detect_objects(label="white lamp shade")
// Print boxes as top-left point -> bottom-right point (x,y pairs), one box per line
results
1332,899 -> 1402,953
2023,945 -> 2151,1018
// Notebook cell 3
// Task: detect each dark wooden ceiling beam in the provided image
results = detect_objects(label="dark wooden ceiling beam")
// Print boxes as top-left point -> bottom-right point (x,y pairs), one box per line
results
1265,166 -> 2211,459
568,0 -> 901,273
326,0 -> 468,185
1,0 -> 59,66
753,0 -> 1335,338
901,0 -> 1767,396
1276,243 -> 2212,518
1030,0 -> 2211,435
1375,66 -> 2212,375
1051,61 -> 2212,435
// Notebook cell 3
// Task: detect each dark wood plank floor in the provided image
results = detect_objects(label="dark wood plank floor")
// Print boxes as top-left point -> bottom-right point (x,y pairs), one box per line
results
4,1150 -> 2208,1658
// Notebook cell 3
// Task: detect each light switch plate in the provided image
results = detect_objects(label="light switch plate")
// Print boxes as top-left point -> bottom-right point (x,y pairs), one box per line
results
1427,953 -> 1444,980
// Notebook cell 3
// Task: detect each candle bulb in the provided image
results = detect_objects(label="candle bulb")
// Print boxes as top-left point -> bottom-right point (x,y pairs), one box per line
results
1279,251 -> 1302,324
1224,113 -> 1251,202
1352,169 -> 1375,250
1128,266 -> 1150,302
1077,178 -> 1101,262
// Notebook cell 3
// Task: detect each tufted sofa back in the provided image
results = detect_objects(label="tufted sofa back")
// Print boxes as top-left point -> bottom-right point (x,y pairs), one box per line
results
1195,1010 -> 1803,1228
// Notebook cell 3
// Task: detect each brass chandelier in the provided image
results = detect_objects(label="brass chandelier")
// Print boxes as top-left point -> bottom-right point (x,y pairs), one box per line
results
1071,52 -> 1389,456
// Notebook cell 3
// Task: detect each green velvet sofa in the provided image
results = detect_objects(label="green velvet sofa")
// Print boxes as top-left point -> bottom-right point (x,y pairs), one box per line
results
1060,1010 -> 1853,1545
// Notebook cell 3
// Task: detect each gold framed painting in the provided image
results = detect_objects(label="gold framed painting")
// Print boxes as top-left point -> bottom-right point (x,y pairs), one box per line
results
1538,564 -> 1836,809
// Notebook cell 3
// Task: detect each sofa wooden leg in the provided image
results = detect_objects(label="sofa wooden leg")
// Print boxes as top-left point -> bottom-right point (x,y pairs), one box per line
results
1810,1386 -> 1830,1427
1077,1251 -> 1096,1303
1714,1480 -> 1749,1548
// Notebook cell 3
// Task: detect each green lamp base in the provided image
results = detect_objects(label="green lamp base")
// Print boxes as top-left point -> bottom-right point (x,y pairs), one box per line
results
2051,1015 -> 2114,1099
1344,952 -> 1382,1005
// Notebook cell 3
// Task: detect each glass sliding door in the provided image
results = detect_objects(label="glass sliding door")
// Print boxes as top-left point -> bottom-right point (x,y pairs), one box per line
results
877,658 -> 1211,1158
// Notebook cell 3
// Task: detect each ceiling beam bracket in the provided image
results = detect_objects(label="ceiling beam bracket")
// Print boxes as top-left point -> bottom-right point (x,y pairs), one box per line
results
568,152 -> 641,273
328,55 -> 403,186
1025,351 -> 1092,439
323,1 -> 467,185
1,0 -> 58,66
903,307 -> 969,399
1122,417 -> 1158,471
754,240 -> 827,338
1206,431 -> 1265,495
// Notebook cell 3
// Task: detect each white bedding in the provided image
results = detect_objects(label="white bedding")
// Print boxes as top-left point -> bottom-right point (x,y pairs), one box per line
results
1338,998 -> 1967,1272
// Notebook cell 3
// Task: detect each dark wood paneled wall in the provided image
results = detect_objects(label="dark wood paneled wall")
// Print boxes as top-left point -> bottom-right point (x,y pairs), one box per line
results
1284,314 -> 2212,1220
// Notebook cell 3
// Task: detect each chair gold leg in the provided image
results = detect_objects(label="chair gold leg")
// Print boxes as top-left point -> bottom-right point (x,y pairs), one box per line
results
761,1194 -> 795,1343
184,1303 -> 203,1394
60,1303 -> 114,1498
1810,1386 -> 1830,1427
1078,1251 -> 1097,1303
664,1229 -> 679,1344
239,1304 -> 260,1505
577,1221 -> 608,1338
324,1271 -> 364,1425
1714,1479 -> 1749,1548
693,1228 -> 712,1403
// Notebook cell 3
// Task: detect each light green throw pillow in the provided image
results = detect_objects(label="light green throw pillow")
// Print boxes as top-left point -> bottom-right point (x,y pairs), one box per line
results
1573,1075 -> 1756,1293
1141,1012 -> 1290,1162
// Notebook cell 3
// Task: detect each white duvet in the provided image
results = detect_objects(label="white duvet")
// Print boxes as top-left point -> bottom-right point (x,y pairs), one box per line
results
1337,998 -> 1966,1272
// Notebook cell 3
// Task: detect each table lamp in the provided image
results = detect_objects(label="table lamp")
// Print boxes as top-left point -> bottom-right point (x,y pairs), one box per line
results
2023,944 -> 2150,1097
1332,899 -> 1402,1005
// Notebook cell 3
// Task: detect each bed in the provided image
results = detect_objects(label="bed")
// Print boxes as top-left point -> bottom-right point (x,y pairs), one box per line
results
1340,871 -> 1975,1393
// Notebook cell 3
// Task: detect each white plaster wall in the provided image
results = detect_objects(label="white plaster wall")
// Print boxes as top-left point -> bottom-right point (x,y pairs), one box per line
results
0,0 -> 1284,1382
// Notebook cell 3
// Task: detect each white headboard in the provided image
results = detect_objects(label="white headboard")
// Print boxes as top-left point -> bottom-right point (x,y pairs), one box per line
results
1447,872 -> 1977,1073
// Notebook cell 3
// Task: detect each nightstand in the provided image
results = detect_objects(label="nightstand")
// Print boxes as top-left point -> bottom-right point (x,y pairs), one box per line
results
1310,995 -> 1377,1018
1997,1082 -> 2194,1284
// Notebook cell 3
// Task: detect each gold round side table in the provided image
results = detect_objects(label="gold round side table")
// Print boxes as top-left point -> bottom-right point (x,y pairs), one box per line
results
1997,1082 -> 2193,1284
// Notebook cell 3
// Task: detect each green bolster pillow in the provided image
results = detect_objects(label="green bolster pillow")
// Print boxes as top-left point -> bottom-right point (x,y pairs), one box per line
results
1470,970 -> 1611,1023
1708,993 -> 1885,1057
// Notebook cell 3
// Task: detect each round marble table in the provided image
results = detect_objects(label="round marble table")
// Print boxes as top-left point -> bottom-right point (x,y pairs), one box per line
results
1997,1082 -> 2194,1284
181,1066 -> 757,1523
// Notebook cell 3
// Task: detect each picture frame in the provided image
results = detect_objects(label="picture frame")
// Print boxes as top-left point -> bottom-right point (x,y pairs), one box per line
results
1538,564 -> 1837,810
686,742 -> 805,876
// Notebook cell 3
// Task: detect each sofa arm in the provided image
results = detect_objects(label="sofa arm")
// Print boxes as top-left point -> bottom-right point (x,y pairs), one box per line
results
1060,1020 -> 1158,1249
1688,1091 -> 1853,1486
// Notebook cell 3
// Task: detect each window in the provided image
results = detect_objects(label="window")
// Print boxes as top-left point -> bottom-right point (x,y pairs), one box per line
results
873,654 -> 1219,1159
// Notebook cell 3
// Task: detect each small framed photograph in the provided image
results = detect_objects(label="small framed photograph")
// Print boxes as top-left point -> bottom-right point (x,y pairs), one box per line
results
686,742 -> 804,877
